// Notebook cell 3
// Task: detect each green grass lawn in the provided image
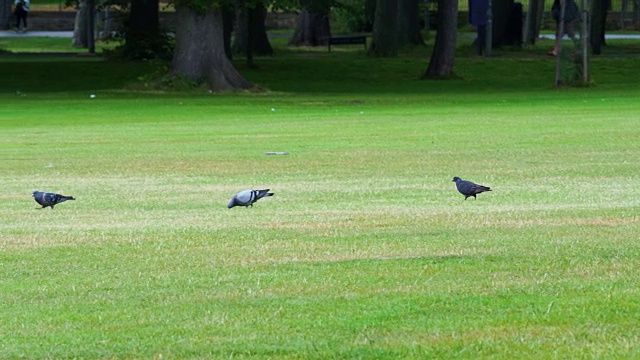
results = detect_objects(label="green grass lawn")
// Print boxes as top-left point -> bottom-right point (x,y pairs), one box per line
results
1,39 -> 640,358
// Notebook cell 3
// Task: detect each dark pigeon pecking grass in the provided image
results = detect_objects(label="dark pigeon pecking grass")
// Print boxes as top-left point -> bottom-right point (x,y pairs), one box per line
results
32,191 -> 76,209
228,189 -> 274,208
452,177 -> 492,200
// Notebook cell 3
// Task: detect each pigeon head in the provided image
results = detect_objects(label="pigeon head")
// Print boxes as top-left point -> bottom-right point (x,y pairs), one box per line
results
227,198 -> 237,209
452,176 -> 461,182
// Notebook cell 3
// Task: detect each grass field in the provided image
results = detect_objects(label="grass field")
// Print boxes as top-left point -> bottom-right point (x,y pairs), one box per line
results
1,38 -> 640,358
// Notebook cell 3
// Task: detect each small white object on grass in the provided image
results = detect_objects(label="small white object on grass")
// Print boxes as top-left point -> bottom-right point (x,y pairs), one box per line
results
271,108 -> 276,111
264,152 -> 289,155
90,94 -> 96,98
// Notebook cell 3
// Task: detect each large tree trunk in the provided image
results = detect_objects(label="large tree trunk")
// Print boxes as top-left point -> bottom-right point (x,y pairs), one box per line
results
233,0 -> 273,56
523,0 -> 544,44
591,0 -> 608,54
490,0 -> 514,47
423,0 -> 458,78
397,0 -> 424,46
289,8 -> 331,46
369,0 -> 398,56
172,6 -> 253,92
124,0 -> 162,58
72,0 -> 88,48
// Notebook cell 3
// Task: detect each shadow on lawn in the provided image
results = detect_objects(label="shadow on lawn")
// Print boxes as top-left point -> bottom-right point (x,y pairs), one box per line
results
0,58 -> 158,94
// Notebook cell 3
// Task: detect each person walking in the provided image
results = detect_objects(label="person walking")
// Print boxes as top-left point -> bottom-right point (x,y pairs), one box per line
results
549,0 -> 579,56
14,0 -> 30,32
469,0 -> 490,56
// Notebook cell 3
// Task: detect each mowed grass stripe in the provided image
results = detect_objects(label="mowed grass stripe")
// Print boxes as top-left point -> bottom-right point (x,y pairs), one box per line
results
2,53 -> 640,357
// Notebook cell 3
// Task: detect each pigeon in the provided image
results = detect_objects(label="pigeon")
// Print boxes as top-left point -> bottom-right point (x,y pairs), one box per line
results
227,189 -> 274,208
452,177 -> 492,200
32,191 -> 76,209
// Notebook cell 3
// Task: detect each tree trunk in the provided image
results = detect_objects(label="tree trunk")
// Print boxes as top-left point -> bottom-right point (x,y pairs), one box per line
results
172,6 -> 253,92
1,0 -> 12,30
369,0 -> 398,56
591,0 -> 608,54
222,5 -> 234,59
124,0 -> 162,58
397,0 -> 424,46
523,0 -> 544,44
233,0 -> 273,56
72,0 -> 88,48
490,0 -> 514,47
423,0 -> 458,78
289,8 -> 331,46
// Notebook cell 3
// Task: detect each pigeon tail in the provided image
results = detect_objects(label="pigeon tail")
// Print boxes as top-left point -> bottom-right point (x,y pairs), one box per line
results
255,189 -> 274,198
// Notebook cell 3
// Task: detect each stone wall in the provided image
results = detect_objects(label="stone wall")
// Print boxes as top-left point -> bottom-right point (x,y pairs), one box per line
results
7,10 -> 298,32
7,10 -> 636,32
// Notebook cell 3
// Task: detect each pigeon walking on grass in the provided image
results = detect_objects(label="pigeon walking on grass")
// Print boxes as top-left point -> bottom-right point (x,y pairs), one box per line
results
227,189 -> 274,208
32,191 -> 76,209
452,177 -> 492,200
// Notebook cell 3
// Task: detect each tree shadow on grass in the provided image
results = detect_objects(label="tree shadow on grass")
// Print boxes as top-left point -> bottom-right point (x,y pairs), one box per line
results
0,57 -> 158,94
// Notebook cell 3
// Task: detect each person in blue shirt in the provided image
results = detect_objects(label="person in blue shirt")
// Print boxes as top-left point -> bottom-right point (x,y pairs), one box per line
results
14,0 -> 30,32
469,0 -> 490,56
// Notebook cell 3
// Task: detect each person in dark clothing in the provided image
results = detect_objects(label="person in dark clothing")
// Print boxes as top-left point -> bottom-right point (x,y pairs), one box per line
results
469,0 -> 490,56
549,0 -> 579,56
14,0 -> 30,32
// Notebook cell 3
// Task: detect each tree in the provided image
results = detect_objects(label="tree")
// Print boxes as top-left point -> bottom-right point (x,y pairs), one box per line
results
222,5 -> 234,59
591,0 -> 609,54
172,5 -> 253,91
423,0 -> 457,78
72,0 -> 89,48
123,0 -> 164,58
397,0 -> 424,46
523,0 -> 544,45
233,0 -> 273,56
0,0 -> 11,30
289,0 -> 331,46
489,0 -> 514,47
368,0 -> 398,56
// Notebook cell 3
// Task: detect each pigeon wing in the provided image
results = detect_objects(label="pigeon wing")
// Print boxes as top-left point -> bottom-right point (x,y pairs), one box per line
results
236,190 -> 255,206
254,189 -> 274,200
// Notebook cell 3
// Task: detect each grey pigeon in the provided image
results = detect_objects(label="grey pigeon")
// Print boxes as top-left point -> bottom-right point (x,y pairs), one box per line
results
452,177 -> 491,200
32,191 -> 75,209
227,189 -> 274,208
